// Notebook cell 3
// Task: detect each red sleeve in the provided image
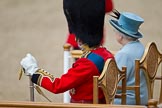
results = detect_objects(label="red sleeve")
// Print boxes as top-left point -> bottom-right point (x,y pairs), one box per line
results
105,0 -> 113,13
40,58 -> 99,94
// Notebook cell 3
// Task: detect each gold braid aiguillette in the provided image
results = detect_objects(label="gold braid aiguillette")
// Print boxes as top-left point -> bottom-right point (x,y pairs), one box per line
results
35,85 -> 52,102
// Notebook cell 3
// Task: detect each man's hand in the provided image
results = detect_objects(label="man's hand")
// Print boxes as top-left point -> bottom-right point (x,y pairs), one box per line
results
20,53 -> 38,76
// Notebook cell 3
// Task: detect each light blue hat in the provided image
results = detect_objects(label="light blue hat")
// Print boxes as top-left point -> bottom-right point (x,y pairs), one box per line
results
109,12 -> 144,38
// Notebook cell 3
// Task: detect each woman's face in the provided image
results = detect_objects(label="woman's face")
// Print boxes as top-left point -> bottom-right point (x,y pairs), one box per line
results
114,29 -> 123,44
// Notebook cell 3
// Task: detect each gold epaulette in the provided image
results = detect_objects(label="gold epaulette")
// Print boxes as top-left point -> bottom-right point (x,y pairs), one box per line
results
81,51 -> 91,58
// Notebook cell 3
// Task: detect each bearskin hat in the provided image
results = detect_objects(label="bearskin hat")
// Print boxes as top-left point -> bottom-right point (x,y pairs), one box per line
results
63,0 -> 105,47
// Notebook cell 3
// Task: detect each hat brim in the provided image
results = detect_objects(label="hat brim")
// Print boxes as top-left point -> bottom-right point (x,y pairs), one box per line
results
109,19 -> 143,38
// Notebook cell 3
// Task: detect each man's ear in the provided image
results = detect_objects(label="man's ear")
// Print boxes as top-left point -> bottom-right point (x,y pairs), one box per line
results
77,38 -> 83,46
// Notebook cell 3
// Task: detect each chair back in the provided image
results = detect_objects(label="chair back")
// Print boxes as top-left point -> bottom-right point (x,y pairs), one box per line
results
93,58 -> 127,104
136,42 -> 162,104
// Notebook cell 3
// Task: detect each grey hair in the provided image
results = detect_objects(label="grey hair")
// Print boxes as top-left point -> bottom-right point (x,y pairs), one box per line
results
117,30 -> 138,41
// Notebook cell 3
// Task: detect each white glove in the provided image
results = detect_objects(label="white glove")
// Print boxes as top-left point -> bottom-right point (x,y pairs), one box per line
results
20,53 -> 39,76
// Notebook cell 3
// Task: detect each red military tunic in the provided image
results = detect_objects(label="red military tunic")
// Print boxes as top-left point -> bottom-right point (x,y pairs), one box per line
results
31,47 -> 114,103
66,0 -> 113,49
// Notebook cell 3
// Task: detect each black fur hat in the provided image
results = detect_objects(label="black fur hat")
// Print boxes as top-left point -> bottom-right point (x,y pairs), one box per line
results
63,0 -> 105,47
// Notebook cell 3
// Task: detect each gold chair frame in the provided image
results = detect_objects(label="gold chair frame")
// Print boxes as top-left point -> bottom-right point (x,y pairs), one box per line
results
93,58 -> 127,104
135,42 -> 162,104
